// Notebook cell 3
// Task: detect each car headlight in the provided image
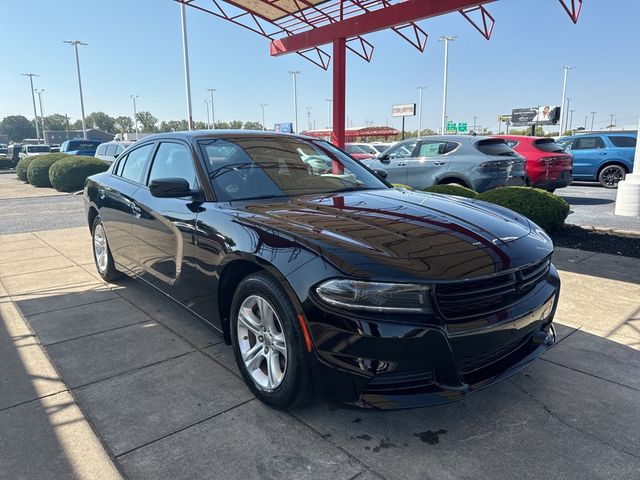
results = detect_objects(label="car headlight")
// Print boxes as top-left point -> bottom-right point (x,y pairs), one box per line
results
315,279 -> 433,313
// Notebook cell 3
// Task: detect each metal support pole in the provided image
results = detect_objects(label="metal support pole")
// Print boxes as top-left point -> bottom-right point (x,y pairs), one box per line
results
131,95 -> 139,140
64,41 -> 88,140
569,109 -> 575,132
331,38 -> 346,148
289,71 -> 300,134
417,86 -> 425,137
306,106 -> 312,132
22,74 -> 40,143
590,112 -> 597,131
564,98 -> 571,134
326,99 -> 333,129
559,66 -> 573,136
473,116 -> 477,133
261,103 -> 266,130
609,114 -> 615,131
207,89 -> 216,129
180,3 -> 194,130
439,36 -> 456,136
205,100 -> 211,129
35,89 -> 46,143
402,117 -> 405,140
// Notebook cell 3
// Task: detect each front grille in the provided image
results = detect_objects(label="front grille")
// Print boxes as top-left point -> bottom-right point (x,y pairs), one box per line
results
456,333 -> 532,374
434,257 -> 550,320
363,370 -> 435,395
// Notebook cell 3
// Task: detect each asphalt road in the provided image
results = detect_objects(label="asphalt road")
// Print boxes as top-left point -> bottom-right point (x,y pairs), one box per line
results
0,194 -> 86,234
556,182 -> 640,232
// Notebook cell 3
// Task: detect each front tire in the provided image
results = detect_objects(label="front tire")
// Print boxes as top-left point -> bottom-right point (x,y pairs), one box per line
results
230,272 -> 312,410
598,165 -> 626,188
92,216 -> 123,282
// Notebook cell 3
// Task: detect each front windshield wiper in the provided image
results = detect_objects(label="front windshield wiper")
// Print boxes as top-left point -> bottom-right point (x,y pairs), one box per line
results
234,194 -> 288,202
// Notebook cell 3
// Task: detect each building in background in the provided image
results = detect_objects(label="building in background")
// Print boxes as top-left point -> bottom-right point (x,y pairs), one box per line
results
44,128 -> 115,145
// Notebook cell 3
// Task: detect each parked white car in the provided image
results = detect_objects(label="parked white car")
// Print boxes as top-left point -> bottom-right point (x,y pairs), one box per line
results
95,140 -> 135,163
19,144 -> 51,159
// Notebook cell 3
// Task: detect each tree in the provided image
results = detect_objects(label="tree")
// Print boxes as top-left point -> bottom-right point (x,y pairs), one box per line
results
228,120 -> 244,129
115,116 -> 134,133
0,115 -> 36,142
194,121 -> 207,130
70,119 -> 84,130
135,111 -> 158,133
214,121 -> 230,129
43,114 -> 69,131
87,112 -> 116,132
243,121 -> 263,130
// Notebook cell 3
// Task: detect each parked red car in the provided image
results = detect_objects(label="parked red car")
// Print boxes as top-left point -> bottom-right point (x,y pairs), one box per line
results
495,136 -> 573,192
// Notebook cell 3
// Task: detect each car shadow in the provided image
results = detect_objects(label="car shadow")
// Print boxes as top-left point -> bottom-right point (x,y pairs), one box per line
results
561,196 -> 614,206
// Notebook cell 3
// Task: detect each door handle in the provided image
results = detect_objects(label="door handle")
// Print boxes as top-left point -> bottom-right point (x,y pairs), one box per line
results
397,162 -> 408,167
131,204 -> 142,218
433,162 -> 446,166
598,152 -> 608,155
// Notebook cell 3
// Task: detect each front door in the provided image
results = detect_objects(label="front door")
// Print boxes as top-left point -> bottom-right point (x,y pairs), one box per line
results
366,140 -> 417,185
406,140 -> 455,189
130,141 -> 203,307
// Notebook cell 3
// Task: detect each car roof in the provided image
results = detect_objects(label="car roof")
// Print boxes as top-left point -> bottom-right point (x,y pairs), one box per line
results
137,130 -> 316,143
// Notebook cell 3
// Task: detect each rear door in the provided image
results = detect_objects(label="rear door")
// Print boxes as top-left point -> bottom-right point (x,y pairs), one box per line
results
569,136 -> 606,178
130,140 -> 202,305
406,140 -> 456,189
365,140 -> 417,185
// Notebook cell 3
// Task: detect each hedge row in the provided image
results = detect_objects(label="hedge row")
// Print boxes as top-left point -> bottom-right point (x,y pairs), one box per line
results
0,157 -> 14,170
15,153 -> 109,192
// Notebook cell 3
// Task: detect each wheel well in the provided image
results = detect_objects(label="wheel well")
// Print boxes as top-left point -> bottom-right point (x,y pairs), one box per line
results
217,260 -> 263,345
87,206 -> 98,232
597,161 -> 628,177
438,177 -> 471,188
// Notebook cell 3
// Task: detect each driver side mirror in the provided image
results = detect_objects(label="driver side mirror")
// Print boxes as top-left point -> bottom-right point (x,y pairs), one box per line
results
149,177 -> 197,198
373,169 -> 388,179
378,154 -> 390,164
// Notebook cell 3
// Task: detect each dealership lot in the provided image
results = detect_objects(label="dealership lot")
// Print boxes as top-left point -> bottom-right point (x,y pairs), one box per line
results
1,224 -> 639,479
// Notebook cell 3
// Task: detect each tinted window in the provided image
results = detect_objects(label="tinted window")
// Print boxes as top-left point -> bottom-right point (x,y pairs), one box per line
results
148,143 -> 198,190
199,137 -> 386,201
120,143 -> 153,183
475,139 -> 517,156
608,136 -> 636,148
573,137 -> 605,149
444,142 -> 460,154
533,138 -> 565,153
26,145 -> 51,153
105,145 -> 118,156
386,141 -> 416,159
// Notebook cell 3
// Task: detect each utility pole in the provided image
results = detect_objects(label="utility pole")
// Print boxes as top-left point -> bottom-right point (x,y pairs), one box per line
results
559,66 -> 574,137
417,86 -> 426,137
564,97 -> 571,134
590,112 -> 597,131
289,71 -> 300,133
207,89 -> 216,128
569,109 -> 575,132
35,88 -> 46,143
180,2 -> 194,129
130,95 -> 139,140
473,116 -> 477,133
609,114 -> 615,131
22,73 -> 40,143
439,35 -> 456,136
63,40 -> 88,139
306,106 -> 312,132
326,99 -> 333,128
260,103 -> 267,130
65,114 -> 70,140
205,99 -> 211,129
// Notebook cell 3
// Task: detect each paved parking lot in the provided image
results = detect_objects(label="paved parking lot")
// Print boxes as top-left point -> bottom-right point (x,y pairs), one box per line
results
1,226 -> 639,479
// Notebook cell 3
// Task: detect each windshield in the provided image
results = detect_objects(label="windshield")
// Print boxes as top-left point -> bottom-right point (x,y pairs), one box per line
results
199,137 -> 388,201
69,141 -> 99,150
26,145 -> 50,153
345,144 -> 367,154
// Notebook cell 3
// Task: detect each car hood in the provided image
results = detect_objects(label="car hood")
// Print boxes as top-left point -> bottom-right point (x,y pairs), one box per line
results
235,188 -> 535,280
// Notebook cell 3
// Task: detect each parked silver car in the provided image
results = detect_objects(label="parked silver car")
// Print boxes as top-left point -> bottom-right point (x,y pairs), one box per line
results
95,140 -> 136,163
362,135 -> 526,192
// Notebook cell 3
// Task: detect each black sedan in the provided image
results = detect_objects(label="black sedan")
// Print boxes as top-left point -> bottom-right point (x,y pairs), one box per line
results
84,131 -> 559,410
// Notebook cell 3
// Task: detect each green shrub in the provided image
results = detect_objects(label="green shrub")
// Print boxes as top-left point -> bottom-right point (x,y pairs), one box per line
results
392,183 -> 415,190
16,156 -> 37,182
424,184 -> 479,199
49,156 -> 110,192
26,154 -> 70,187
478,187 -> 570,233
0,157 -> 14,170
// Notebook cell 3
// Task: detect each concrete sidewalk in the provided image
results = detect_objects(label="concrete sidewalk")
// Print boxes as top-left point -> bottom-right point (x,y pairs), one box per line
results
1,227 -> 639,479
0,172 -> 67,200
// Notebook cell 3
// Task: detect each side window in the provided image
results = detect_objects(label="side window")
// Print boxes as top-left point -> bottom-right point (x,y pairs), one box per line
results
96,144 -> 106,155
387,141 -> 417,159
573,137 -> 605,150
105,145 -> 117,156
608,136 -> 636,148
505,140 -> 518,149
418,141 -> 447,157
147,142 -> 198,190
120,143 -> 154,183
115,145 -> 125,154
444,141 -> 460,154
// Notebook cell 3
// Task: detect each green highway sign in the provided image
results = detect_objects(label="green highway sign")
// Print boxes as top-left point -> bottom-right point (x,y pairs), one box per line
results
457,122 -> 468,133
446,121 -> 457,133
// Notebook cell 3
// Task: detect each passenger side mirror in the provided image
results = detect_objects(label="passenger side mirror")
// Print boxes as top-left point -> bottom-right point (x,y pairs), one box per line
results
373,169 -> 388,180
378,154 -> 390,164
149,177 -> 195,198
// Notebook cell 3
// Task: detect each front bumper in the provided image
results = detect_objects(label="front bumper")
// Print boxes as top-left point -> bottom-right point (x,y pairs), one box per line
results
304,265 -> 560,409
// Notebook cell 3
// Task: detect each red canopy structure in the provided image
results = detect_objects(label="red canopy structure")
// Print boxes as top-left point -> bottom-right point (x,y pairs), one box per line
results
177,0 -> 582,147
304,125 -> 399,140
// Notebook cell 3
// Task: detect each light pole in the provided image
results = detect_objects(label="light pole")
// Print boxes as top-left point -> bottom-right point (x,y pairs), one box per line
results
417,86 -> 426,136
306,106 -> 312,132
473,116 -> 477,133
289,71 -> 300,133
180,2 -> 194,130
439,35 -> 456,136
590,111 -> 597,131
63,40 -> 88,139
559,66 -> 574,136
609,114 -> 615,131
205,99 -> 211,129
207,89 -> 216,128
22,73 -> 40,143
569,109 -> 575,132
564,97 -> 571,134
326,99 -> 333,129
130,95 -> 139,139
261,103 -> 267,130
35,89 -> 46,142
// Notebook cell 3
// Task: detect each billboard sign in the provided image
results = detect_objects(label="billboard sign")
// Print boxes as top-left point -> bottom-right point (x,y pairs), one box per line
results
274,122 -> 293,133
511,106 -> 561,126
392,103 -> 416,117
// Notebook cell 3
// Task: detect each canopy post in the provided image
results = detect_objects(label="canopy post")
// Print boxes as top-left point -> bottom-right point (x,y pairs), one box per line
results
331,37 -> 346,148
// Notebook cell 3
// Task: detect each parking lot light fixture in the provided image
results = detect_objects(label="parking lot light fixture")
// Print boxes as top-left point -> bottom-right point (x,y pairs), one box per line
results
205,99 -> 211,129
439,35 -> 456,136
130,95 -> 139,140
417,86 -> 426,137
21,73 -> 41,143
559,66 -> 574,136
590,112 -> 597,131
326,99 -> 333,129
289,71 -> 301,133
261,103 -> 267,130
63,40 -> 88,140
180,3 -> 194,130
609,114 -> 615,131
207,89 -> 216,129
614,115 -> 640,217
35,89 -> 46,142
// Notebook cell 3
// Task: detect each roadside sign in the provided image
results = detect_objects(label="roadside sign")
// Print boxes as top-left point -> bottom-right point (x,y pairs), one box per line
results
446,121 -> 457,134
274,123 -> 293,133
392,104 -> 416,117
457,122 -> 468,133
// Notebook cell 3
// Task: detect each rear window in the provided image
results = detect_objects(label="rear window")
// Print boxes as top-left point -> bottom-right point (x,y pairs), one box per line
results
607,136 -> 636,148
26,145 -> 50,153
533,138 -> 565,153
69,141 -> 99,150
474,139 -> 517,157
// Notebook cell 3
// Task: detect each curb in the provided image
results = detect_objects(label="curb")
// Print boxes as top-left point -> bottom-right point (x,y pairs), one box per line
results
0,169 -> 17,174
566,223 -> 640,237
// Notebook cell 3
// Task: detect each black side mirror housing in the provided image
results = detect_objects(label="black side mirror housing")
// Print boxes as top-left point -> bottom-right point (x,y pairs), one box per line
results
373,168 -> 388,179
378,155 -> 390,164
149,177 -> 194,198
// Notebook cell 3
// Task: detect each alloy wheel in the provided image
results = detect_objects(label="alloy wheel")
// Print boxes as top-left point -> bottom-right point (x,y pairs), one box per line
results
93,223 -> 108,273
236,295 -> 287,391
601,166 -> 624,187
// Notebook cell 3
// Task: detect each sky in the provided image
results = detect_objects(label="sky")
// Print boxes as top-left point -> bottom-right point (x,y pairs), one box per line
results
1,0 -> 639,134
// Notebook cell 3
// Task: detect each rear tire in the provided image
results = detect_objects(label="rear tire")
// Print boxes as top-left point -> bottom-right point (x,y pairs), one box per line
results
230,271 -> 313,410
91,216 -> 124,282
598,165 -> 626,189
